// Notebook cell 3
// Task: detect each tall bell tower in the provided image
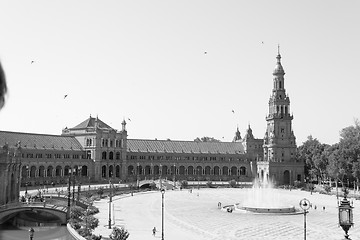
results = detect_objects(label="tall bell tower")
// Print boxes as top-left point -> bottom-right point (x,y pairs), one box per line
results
258,47 -> 304,185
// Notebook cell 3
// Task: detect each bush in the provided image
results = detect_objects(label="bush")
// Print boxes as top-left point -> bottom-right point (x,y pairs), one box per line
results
110,226 -> 130,240
149,182 -> 157,190
324,185 -> 332,193
180,180 -> 188,189
87,206 -> 99,215
70,206 -> 85,220
97,187 -> 104,198
229,180 -> 237,188
206,181 -> 215,188
69,218 -> 81,230
84,215 -> 99,230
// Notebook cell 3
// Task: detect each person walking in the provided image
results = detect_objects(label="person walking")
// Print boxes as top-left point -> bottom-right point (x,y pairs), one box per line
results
152,227 -> 156,236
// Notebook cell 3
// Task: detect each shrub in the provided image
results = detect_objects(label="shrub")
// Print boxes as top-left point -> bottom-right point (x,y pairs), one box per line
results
84,215 -> 99,230
206,181 -> 214,188
110,226 -> 130,240
69,218 -> 81,230
180,180 -> 188,189
229,180 -> 237,188
87,206 -> 99,215
324,185 -> 332,193
97,187 -> 104,198
149,182 -> 157,190
70,206 -> 85,220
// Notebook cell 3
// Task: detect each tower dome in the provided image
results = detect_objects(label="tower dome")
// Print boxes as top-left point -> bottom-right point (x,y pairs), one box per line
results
273,46 -> 285,75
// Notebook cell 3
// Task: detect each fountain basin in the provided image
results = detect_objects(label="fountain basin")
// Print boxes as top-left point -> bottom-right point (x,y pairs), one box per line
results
222,204 -> 300,215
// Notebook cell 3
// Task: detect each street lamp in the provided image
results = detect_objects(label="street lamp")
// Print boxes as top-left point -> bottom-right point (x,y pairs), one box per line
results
338,188 -> 353,239
161,188 -> 165,240
29,227 -> 34,240
137,163 -> 140,189
108,179 -> 113,229
299,198 -> 311,240
173,164 -> 176,187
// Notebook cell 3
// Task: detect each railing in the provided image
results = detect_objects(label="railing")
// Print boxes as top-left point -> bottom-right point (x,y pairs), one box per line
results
0,201 -> 68,212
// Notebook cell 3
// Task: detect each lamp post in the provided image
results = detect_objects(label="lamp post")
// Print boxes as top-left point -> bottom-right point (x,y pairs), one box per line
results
72,168 -> 76,205
108,179 -> 112,229
67,169 -> 72,218
29,227 -> 34,240
338,188 -> 353,239
161,188 -> 165,240
159,164 -> 162,190
137,163 -> 140,189
299,198 -> 311,240
173,164 -> 176,187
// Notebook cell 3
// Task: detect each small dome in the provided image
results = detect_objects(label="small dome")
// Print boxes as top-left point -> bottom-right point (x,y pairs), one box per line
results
273,54 -> 285,75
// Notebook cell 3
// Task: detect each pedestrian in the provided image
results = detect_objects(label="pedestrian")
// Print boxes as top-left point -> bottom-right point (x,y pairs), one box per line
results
152,227 -> 156,236
218,202 -> 222,209
0,60 -> 7,109
314,205 -> 317,210
323,206 -> 325,211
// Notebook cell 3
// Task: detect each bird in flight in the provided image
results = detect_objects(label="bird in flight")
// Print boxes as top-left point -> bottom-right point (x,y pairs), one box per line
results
232,110 -> 235,113
261,41 -> 264,44
128,118 -> 131,121
204,51 -> 207,54
31,61 -> 34,64
64,95 -> 68,99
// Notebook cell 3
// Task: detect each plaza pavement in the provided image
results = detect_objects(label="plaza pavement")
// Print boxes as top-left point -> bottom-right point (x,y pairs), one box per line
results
92,187 -> 360,240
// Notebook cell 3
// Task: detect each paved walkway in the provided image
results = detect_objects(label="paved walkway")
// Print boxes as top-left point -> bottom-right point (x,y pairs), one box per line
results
91,188 -> 360,240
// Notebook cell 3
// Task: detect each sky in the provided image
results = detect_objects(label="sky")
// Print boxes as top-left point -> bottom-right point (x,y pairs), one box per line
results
0,0 -> 359,146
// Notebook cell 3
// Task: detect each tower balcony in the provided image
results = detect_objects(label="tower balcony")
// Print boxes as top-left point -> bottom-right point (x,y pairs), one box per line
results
266,113 -> 293,121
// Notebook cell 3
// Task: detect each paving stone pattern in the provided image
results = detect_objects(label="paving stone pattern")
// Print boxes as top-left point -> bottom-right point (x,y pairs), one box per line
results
93,188 -> 360,240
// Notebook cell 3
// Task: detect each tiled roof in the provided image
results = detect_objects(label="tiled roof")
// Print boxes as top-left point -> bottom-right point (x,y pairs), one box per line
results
127,139 -> 244,154
0,131 -> 83,151
72,116 -> 112,130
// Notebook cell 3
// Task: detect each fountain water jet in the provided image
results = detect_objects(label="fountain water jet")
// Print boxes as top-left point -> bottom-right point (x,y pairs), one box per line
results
224,178 -> 297,214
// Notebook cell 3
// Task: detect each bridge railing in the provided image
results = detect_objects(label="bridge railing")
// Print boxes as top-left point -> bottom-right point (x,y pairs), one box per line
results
0,201 -> 68,212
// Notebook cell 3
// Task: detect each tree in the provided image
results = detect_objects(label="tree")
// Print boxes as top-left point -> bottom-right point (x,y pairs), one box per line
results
110,227 -> 130,240
297,135 -> 329,182
194,136 -> 221,142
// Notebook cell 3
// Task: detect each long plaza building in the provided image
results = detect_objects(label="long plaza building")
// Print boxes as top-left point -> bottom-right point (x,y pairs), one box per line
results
0,52 -> 304,190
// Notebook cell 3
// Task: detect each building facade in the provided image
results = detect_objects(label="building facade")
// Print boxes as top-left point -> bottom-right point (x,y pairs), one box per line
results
0,52 -> 304,190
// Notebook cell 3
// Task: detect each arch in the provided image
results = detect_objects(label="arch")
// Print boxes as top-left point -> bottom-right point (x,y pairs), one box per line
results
116,152 -> 120,160
21,166 -> 28,178
153,165 -> 160,176
230,166 -> 237,176
240,166 -> 246,175
56,166 -> 62,177
284,170 -> 290,185
261,170 -> 264,181
102,151 -> 107,160
81,166 -> 88,176
161,165 -> 168,176
73,165 -> 79,176
187,166 -> 194,175
39,166 -> 45,177
102,165 -> 107,178
109,151 -> 114,160
213,166 -> 220,175
47,166 -> 53,177
145,165 -> 151,175
179,166 -> 185,175
64,166 -> 71,176
205,166 -> 211,175
137,165 -> 143,175
196,166 -> 202,175
109,165 -> 114,178
115,165 -> 120,178
170,165 -> 176,175
128,165 -> 134,175
222,166 -> 229,176
86,150 -> 91,159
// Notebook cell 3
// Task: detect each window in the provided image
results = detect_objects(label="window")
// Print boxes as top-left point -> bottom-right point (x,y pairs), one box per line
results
27,153 -> 34,158
73,154 -> 79,159
210,157 -> 216,161
174,156 -> 181,161
55,154 -> 61,159
166,156 -> 172,160
110,140 -> 113,147
149,156 -> 155,160
46,153 -> 52,158
116,152 -> 120,160
139,156 -> 146,160
157,156 -> 163,160
35,153 -> 42,158
130,155 -> 137,160
64,154 -> 70,159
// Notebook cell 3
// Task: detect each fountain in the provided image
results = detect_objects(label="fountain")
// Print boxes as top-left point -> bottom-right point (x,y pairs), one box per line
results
223,178 -> 298,214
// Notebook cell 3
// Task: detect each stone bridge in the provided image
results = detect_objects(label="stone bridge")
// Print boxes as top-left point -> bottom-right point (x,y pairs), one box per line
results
0,202 -> 68,225
138,179 -> 177,190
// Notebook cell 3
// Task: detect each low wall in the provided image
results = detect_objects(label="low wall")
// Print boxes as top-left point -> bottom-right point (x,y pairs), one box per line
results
67,223 -> 86,240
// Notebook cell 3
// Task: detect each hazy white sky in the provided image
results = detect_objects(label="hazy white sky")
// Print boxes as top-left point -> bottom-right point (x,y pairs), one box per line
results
0,0 -> 359,145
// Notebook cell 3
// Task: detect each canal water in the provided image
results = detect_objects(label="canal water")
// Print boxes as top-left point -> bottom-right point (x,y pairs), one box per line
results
0,224 -> 76,240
